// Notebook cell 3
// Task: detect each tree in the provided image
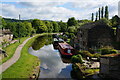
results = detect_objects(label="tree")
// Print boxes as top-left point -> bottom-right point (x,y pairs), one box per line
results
99,8 -> 101,20
58,21 -> 67,32
7,22 -> 17,37
68,26 -> 76,33
101,6 -> 104,18
67,17 -> 78,26
111,15 -> 120,27
31,19 -> 47,33
105,6 -> 109,19
95,12 -> 98,21
52,21 -> 59,32
2,18 -> 7,29
18,22 -> 27,37
91,13 -> 94,21
23,22 -> 34,36
45,21 -> 53,33
97,18 -> 111,26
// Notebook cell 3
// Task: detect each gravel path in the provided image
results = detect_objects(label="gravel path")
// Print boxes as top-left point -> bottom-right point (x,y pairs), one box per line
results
0,37 -> 32,74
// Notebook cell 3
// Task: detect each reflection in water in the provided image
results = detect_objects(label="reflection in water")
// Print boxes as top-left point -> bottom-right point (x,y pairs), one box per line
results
29,43 -> 72,78
32,35 -> 53,50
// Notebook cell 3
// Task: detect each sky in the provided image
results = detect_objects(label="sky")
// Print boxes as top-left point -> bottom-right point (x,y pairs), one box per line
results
0,0 -> 120,22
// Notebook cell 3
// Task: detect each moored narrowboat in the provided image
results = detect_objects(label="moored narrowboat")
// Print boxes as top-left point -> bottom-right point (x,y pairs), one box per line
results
53,38 -> 64,49
58,42 -> 76,58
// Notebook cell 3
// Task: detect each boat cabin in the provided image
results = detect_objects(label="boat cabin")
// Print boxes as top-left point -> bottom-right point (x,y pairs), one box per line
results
58,42 -> 75,55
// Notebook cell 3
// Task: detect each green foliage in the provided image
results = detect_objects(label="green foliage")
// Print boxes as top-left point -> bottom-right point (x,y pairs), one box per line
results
72,64 -> 79,71
31,19 -> 47,33
84,69 -> 99,75
95,12 -> 98,21
80,51 -> 93,58
45,21 -> 53,32
32,36 -> 47,50
101,6 -> 104,18
91,13 -> 94,21
67,17 -> 78,26
68,26 -> 76,33
78,20 -> 93,28
71,54 -> 84,64
58,21 -> 67,32
1,18 -> 7,29
101,46 -> 118,55
98,8 -> 101,20
69,33 -> 75,39
23,22 -> 34,36
96,18 -> 111,26
93,53 -> 101,58
111,15 -> 120,27
52,21 -> 59,32
105,6 -> 109,19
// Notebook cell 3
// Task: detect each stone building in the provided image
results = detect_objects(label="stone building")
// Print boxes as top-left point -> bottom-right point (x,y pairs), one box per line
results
116,25 -> 120,42
0,29 -> 13,44
75,22 -> 114,50
100,54 -> 120,79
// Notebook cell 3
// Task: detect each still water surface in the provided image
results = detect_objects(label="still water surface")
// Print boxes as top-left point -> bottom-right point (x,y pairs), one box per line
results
28,35 -> 72,78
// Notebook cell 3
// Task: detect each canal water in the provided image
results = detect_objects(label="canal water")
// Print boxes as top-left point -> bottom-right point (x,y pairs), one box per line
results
28,35 -> 72,78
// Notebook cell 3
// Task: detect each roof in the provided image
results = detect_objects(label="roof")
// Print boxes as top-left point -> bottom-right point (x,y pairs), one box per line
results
59,42 -> 74,49
101,54 -> 120,58
79,22 -> 95,29
79,20 -> 111,30
2,29 -> 12,34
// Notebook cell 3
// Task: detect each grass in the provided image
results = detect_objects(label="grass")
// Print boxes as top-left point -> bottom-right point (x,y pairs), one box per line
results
1,33 -> 48,78
84,69 -> 99,74
1,37 -> 29,65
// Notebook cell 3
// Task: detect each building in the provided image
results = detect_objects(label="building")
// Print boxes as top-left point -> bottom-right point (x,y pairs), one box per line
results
75,22 -> 114,50
116,25 -> 120,42
100,54 -> 120,79
0,29 -> 13,44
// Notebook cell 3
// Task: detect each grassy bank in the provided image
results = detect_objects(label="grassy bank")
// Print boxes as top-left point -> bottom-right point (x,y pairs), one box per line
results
1,37 -> 29,65
2,33 -> 47,78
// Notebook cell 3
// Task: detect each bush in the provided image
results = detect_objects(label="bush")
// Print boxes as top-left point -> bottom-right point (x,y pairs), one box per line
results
109,49 -> 118,54
71,54 -> 84,64
93,53 -> 101,58
82,51 -> 93,57
101,47 -> 118,55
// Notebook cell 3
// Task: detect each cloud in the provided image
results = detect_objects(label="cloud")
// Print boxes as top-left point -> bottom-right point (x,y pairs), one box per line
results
18,2 -> 65,8
1,0 -> 119,21
1,4 -> 19,19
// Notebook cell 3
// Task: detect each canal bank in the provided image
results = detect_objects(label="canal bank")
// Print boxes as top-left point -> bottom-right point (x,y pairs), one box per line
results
2,33 -> 49,79
28,34 -> 73,78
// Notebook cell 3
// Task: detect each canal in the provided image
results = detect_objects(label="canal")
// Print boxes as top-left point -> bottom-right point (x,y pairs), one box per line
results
28,34 -> 72,78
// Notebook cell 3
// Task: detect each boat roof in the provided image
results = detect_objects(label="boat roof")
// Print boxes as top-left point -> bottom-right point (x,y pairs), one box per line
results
54,38 -> 58,41
58,38 -> 64,41
59,42 -> 74,49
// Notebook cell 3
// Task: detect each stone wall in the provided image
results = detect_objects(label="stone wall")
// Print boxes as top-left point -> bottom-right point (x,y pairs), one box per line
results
116,27 -> 120,42
100,56 -> 120,79
88,25 -> 114,48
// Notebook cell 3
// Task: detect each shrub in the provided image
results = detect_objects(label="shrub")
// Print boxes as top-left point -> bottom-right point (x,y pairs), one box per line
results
101,47 -> 118,55
101,48 -> 110,55
93,53 -> 101,58
71,54 -> 84,64
82,51 -> 93,57
109,49 -> 118,54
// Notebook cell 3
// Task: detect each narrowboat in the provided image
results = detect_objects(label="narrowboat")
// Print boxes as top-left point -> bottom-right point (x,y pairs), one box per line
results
58,42 -> 76,58
53,38 -> 64,49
